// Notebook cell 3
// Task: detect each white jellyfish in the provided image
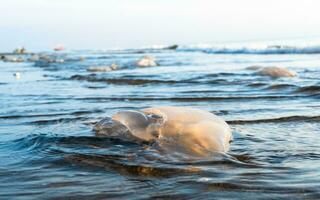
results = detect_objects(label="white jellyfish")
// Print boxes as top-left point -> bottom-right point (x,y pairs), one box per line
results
94,106 -> 232,156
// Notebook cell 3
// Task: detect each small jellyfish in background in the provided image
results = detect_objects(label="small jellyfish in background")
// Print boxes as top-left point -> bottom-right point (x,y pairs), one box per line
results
135,56 -> 158,67
87,63 -> 118,72
246,65 -> 297,78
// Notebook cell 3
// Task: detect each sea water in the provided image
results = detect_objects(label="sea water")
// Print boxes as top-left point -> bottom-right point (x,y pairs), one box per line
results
0,39 -> 320,199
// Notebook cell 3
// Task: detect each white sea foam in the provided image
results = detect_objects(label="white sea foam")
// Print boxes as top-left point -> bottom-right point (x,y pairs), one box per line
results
177,44 -> 320,54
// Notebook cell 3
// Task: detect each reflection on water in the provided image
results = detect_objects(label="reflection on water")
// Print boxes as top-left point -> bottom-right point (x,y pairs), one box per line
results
0,48 -> 320,199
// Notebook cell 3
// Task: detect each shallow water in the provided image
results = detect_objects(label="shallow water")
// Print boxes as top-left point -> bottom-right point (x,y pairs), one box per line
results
0,47 -> 320,199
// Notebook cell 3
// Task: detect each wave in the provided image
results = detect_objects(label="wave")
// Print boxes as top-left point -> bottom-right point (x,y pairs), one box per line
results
71,41 -> 320,54
9,134 -> 133,151
296,85 -> 320,93
177,44 -> 320,54
27,116 -> 90,125
73,95 -> 300,103
70,73 -> 250,86
70,74 -> 194,85
7,134 -> 255,177
77,44 -> 179,54
106,44 -> 320,54
227,115 -> 320,124
0,110 -> 104,119
266,84 -> 298,90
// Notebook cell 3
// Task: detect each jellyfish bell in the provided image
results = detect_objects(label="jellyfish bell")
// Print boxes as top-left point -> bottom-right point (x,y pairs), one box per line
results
257,66 -> 297,78
135,56 -> 157,67
142,107 -> 232,155
246,66 -> 297,78
112,110 -> 159,142
94,106 -> 232,156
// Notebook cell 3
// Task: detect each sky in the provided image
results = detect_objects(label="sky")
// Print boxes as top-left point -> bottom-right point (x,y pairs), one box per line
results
1,0 -> 320,51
